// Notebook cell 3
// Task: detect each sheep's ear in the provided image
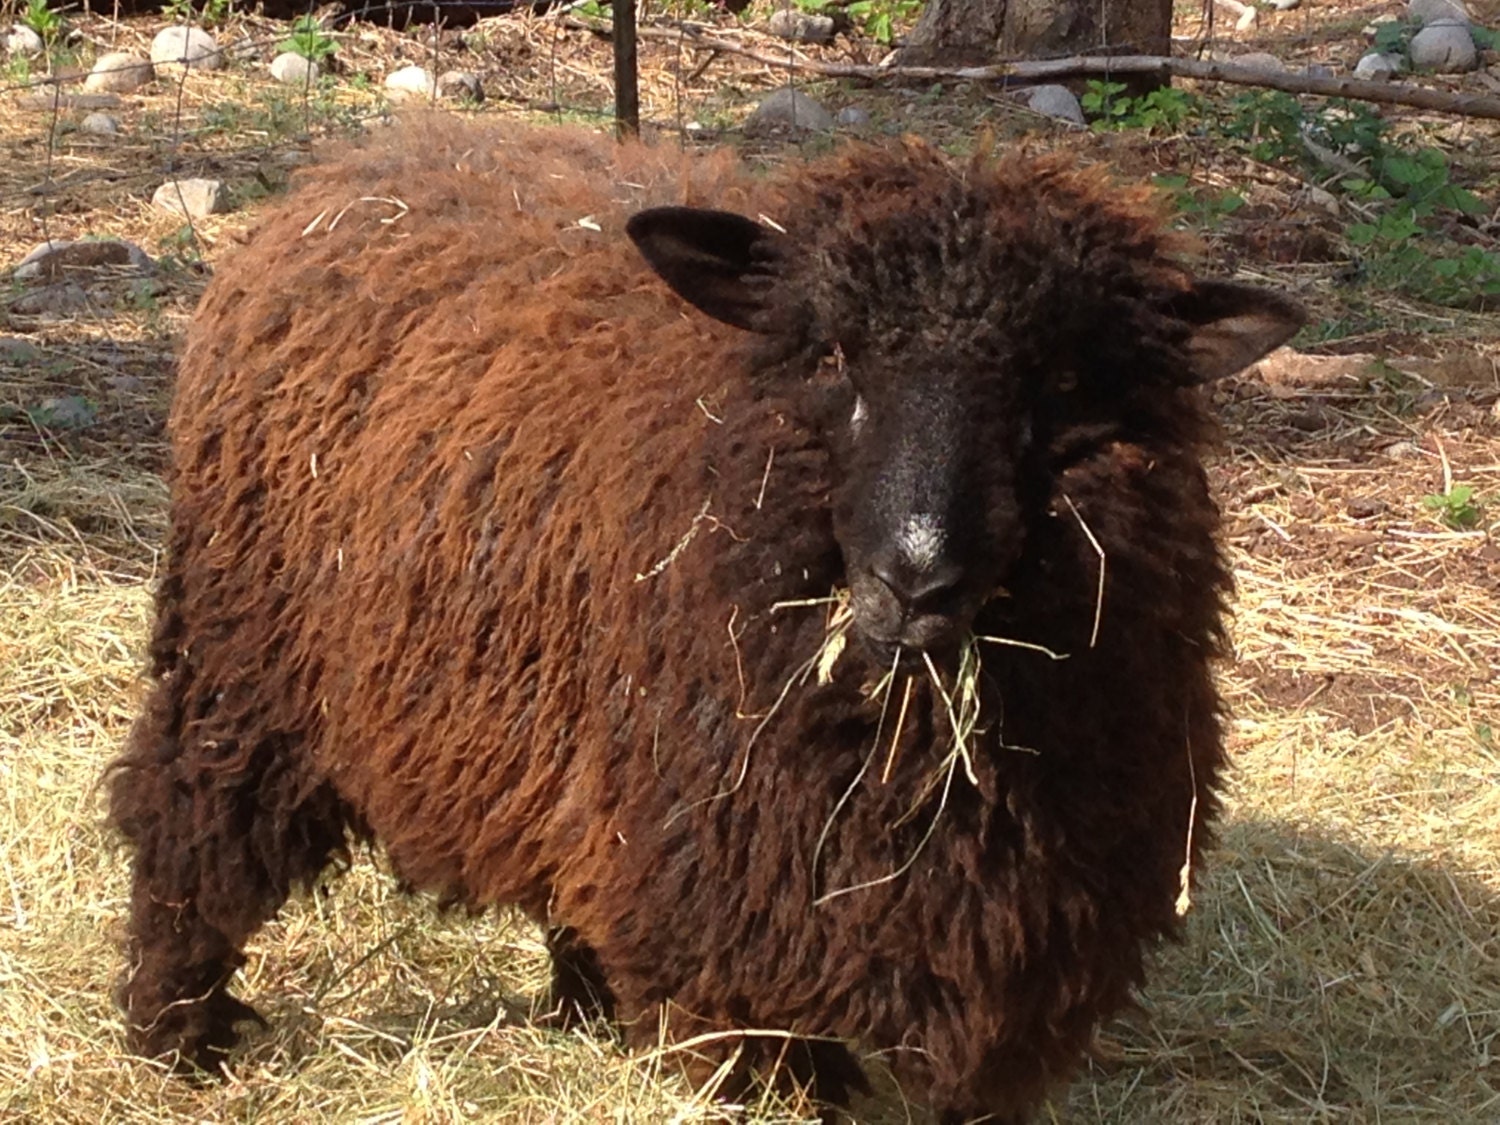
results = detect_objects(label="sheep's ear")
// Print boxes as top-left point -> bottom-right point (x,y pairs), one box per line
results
626,207 -> 783,332
1174,280 -> 1307,382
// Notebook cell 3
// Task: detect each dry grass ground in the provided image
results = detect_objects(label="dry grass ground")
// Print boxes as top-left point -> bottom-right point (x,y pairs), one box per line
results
3,0 -> 1500,1120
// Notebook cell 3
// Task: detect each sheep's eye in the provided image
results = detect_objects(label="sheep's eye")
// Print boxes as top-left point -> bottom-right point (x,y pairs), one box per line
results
1056,370 -> 1079,393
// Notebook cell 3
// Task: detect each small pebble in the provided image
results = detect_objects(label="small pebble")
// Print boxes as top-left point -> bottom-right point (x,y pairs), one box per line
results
152,177 -> 225,220
5,23 -> 44,57
83,51 -> 153,93
437,69 -> 483,101
744,87 -> 835,135
1408,0 -> 1469,25
1410,20 -> 1478,72
81,111 -> 121,135
1353,51 -> 1403,80
269,51 -> 318,85
1025,84 -> 1085,125
150,26 -> 223,71
385,64 -> 434,98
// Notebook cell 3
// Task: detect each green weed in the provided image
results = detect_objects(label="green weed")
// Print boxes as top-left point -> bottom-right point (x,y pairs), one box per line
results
1423,485 -> 1484,530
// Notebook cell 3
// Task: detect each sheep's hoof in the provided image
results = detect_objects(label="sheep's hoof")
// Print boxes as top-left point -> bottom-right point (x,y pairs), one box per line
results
121,977 -> 266,1077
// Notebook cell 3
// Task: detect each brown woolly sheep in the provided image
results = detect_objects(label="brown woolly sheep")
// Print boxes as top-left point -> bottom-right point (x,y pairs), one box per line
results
106,115 -> 1304,1122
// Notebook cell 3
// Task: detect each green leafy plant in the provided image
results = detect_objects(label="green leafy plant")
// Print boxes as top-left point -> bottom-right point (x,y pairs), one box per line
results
1370,18 -> 1412,57
796,0 -> 921,44
1423,485 -> 1484,530
281,14 -> 335,62
1081,80 -> 1199,132
22,0 -> 63,45
1152,174 -> 1247,227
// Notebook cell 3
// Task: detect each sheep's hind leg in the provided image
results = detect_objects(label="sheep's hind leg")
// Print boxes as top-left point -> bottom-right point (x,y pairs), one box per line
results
543,926 -> 617,1027
107,681 -> 351,1072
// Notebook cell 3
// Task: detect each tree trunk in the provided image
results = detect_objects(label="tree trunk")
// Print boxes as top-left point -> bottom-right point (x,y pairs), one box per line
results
899,0 -> 1172,69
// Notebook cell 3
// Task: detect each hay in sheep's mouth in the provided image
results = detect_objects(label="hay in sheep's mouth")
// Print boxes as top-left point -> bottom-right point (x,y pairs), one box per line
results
782,589 -> 1074,904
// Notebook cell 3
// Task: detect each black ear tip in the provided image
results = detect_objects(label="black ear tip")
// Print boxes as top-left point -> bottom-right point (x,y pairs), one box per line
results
624,208 -> 666,244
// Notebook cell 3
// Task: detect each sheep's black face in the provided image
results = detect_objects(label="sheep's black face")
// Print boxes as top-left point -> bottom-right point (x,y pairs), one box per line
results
626,197 -> 1305,661
813,341 -> 1027,660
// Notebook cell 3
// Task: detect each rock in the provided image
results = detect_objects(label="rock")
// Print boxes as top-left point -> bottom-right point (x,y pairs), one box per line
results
8,282 -> 95,318
152,178 -> 225,220
384,64 -> 434,99
28,395 -> 97,430
0,337 -> 41,363
269,51 -> 318,85
1409,0 -> 1469,25
5,23 -> 44,57
14,238 -> 154,281
81,111 -> 120,135
104,372 -> 146,395
744,87 -> 834,136
1410,20 -> 1477,71
437,69 -> 483,101
1304,63 -> 1335,78
1269,0 -> 1300,9
150,26 -> 223,71
1025,83 -> 1085,124
1306,186 -> 1340,215
1353,51 -> 1403,80
1235,51 -> 1286,73
836,105 -> 871,128
767,9 -> 836,43
83,51 -> 153,93
18,90 -> 121,111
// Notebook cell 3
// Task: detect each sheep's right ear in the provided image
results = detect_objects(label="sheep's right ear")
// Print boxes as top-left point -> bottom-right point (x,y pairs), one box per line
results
626,207 -> 784,332
1173,280 -> 1307,382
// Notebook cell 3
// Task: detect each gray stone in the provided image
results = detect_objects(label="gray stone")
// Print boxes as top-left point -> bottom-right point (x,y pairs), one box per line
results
81,111 -> 120,135
5,23 -> 44,58
1409,0 -> 1469,25
767,9 -> 836,43
437,69 -> 483,101
1410,20 -> 1478,71
14,238 -> 154,280
384,64 -> 434,99
1235,51 -> 1286,73
8,282 -> 95,318
1353,51 -> 1403,80
836,105 -> 871,128
0,337 -> 41,363
1025,83 -> 1085,124
744,87 -> 834,136
1269,0 -> 1300,9
150,26 -> 223,71
104,372 -> 146,395
270,52 -> 318,85
29,395 -> 97,430
152,178 -> 225,220
83,51 -> 153,93
18,90 -> 122,111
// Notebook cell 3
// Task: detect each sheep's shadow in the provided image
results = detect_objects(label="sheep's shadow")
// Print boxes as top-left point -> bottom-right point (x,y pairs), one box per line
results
228,815 -> 1499,1122
1057,816 -> 1500,1122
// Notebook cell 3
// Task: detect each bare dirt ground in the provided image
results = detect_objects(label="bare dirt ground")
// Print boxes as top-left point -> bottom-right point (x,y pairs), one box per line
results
2,0 -> 1499,1121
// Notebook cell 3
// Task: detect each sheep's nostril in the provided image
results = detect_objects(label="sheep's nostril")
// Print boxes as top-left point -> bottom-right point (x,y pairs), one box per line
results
870,558 -> 965,614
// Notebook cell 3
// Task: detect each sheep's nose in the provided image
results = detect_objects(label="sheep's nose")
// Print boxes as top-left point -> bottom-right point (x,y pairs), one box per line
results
869,554 -> 965,615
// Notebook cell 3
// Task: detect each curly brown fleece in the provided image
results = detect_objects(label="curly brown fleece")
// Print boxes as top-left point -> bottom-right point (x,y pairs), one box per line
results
108,115 -> 1253,1124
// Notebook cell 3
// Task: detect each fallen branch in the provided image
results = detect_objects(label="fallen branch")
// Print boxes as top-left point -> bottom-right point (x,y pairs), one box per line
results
566,17 -> 1500,122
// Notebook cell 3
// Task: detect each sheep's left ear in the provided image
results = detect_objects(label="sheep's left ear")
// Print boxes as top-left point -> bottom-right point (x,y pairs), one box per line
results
1173,280 -> 1307,382
626,206 -> 785,332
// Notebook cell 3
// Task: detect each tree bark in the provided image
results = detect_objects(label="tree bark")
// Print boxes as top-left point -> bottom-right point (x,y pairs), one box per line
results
899,0 -> 1172,70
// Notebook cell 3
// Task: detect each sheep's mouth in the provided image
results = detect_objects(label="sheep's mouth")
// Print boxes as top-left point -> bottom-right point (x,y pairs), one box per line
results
847,570 -> 981,663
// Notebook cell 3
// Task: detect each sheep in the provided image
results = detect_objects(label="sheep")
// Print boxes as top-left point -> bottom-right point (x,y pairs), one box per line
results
105,114 -> 1304,1123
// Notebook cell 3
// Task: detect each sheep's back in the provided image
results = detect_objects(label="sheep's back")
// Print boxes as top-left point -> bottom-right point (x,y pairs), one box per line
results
163,117 -> 824,906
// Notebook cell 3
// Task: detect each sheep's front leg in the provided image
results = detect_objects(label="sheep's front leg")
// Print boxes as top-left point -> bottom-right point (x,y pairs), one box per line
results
108,674 -> 350,1070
